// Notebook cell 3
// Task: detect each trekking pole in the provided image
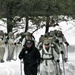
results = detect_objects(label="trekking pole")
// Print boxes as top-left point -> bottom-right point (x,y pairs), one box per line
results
66,46 -> 68,61
56,59 -> 61,75
14,43 -> 17,60
20,60 -> 22,75
37,65 -> 40,75
7,43 -> 10,61
61,51 -> 65,75
51,44 -> 61,75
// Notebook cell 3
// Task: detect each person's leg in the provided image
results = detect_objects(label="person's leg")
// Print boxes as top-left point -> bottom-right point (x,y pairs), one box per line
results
0,47 -> 5,62
31,65 -> 37,75
24,65 -> 31,75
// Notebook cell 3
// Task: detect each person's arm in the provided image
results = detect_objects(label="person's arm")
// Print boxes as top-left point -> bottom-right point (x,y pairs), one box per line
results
14,36 -> 21,43
62,35 -> 69,46
22,38 -> 26,47
65,42 -> 69,46
53,43 -> 60,54
53,48 -> 59,62
18,47 -> 25,60
35,48 -> 41,65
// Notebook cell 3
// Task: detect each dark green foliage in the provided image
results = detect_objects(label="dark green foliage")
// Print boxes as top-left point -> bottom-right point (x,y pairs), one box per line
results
0,0 -> 75,33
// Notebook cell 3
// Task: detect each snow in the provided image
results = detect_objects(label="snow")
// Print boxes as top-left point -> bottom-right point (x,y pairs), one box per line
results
59,21 -> 75,45
0,20 -> 7,33
0,60 -> 21,75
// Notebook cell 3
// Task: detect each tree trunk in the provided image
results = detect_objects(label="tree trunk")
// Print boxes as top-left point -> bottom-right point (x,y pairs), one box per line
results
7,17 -> 13,33
6,1 -> 13,33
25,16 -> 29,32
45,16 -> 50,33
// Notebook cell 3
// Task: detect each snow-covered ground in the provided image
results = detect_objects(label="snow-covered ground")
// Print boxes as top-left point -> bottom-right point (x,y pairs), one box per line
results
0,60 -> 21,75
0,46 -> 75,75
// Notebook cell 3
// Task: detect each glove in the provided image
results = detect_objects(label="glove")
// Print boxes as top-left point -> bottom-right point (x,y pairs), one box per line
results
64,58 -> 68,62
14,42 -> 17,45
61,51 -> 64,54
65,42 -> 69,46
5,41 -> 8,44
55,39 -> 59,43
1,37 -> 3,40
57,59 -> 60,62
7,37 -> 9,40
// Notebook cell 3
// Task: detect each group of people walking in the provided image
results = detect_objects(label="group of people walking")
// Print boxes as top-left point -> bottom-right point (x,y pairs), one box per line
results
18,30 -> 69,75
0,29 -> 69,75
0,30 -> 22,62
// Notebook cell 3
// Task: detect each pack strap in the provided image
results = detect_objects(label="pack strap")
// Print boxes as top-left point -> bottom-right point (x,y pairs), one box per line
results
41,58 -> 53,60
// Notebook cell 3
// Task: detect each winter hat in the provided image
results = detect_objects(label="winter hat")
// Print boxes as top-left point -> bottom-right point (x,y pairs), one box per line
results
25,32 -> 32,36
43,40 -> 50,45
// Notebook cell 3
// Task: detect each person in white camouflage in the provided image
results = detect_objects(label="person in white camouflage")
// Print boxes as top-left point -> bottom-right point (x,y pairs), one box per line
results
56,30 -> 69,62
14,33 -> 22,60
0,30 -> 5,63
6,32 -> 15,61
37,33 -> 49,50
40,39 -> 60,75
22,32 -> 35,47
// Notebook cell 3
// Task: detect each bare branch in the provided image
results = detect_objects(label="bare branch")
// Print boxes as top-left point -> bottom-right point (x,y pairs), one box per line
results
32,24 -> 45,34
